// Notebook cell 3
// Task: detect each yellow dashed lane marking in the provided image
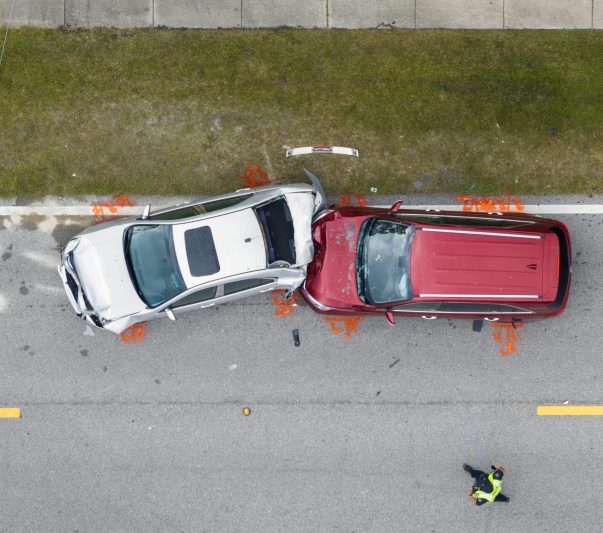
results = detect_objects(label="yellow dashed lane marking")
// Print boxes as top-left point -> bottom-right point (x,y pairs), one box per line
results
537,405 -> 603,416
0,408 -> 21,418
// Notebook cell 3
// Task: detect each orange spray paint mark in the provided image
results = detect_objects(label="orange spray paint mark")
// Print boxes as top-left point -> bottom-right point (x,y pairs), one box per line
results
239,163 -> 273,188
91,194 -> 134,222
120,322 -> 147,344
91,201 -> 118,218
112,194 -> 134,207
271,290 -> 298,318
491,322 -> 524,356
323,316 -> 364,340
456,192 -> 524,213
338,193 -> 367,207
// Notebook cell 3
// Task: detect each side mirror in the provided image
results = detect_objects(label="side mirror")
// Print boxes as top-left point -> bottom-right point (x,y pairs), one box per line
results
385,311 -> 396,326
141,204 -> 151,220
165,307 -> 176,321
388,200 -> 403,214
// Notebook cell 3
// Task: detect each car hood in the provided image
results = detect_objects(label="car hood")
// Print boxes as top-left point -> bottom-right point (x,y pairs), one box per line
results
305,214 -> 366,308
284,192 -> 315,267
71,224 -> 146,321
410,227 -> 553,301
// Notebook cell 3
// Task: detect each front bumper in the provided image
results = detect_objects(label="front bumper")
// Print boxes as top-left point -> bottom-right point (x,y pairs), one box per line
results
58,254 -> 104,329
299,281 -> 335,312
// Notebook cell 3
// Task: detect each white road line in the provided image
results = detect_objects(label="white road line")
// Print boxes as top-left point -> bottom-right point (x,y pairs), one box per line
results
0,204 -> 602,216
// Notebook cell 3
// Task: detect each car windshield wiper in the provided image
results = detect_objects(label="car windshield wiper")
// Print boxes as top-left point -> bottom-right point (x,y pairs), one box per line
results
124,227 -> 133,256
356,219 -> 372,303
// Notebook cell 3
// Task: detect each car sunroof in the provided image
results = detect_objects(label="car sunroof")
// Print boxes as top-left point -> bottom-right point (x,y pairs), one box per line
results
184,226 -> 220,277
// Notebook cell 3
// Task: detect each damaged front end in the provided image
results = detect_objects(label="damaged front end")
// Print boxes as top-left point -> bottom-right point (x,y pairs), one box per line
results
57,240 -> 105,329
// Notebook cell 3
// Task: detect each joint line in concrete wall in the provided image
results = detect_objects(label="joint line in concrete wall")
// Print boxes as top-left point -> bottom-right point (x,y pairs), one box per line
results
326,0 -> 329,29
240,0 -> 243,28
152,0 -> 155,28
502,0 -> 505,29
0,0 -> 16,70
414,0 -> 417,29
593,0 -> 595,29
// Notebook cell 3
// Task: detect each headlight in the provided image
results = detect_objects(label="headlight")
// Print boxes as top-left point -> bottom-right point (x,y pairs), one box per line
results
63,239 -> 80,256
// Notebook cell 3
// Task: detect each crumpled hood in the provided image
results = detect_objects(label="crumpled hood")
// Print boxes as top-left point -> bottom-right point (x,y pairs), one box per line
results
284,192 -> 315,267
305,214 -> 365,308
72,224 -> 146,321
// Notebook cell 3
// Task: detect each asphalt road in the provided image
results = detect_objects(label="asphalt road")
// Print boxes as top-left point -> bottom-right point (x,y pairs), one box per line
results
0,208 -> 602,532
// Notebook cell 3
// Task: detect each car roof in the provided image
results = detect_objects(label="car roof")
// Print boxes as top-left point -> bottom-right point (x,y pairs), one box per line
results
172,208 -> 266,289
409,226 -> 549,301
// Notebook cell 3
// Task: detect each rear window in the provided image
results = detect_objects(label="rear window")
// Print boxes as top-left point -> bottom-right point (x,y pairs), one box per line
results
184,226 -> 220,277
255,198 -> 296,265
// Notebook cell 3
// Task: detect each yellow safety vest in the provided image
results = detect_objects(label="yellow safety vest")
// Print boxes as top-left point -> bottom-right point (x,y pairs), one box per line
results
472,471 -> 503,504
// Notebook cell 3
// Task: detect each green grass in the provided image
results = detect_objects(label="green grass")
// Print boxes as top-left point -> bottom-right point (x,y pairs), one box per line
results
0,28 -> 602,197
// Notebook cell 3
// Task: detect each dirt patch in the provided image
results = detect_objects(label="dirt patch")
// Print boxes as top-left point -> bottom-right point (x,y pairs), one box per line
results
1,244 -> 13,261
52,221 -> 88,250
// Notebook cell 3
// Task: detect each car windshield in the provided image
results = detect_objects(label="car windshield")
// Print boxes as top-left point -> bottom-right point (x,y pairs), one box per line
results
357,218 -> 414,305
124,225 -> 186,308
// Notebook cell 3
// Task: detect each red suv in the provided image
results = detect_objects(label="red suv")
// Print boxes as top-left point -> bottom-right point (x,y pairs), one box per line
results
301,203 -> 571,325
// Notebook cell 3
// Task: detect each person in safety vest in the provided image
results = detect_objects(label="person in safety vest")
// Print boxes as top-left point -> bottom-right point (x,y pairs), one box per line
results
463,463 -> 509,505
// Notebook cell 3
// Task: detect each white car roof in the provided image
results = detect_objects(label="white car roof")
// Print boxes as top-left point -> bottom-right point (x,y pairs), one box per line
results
172,208 -> 266,289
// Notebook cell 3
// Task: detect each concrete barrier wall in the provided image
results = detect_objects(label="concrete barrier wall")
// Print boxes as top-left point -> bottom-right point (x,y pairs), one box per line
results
1,0 -> 602,29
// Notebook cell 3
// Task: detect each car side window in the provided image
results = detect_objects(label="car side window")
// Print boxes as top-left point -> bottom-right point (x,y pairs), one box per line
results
223,278 -> 274,295
392,302 -> 442,312
172,286 -> 217,308
439,303 -> 495,313
397,214 -> 531,228
149,194 -> 253,221
439,303 -> 531,313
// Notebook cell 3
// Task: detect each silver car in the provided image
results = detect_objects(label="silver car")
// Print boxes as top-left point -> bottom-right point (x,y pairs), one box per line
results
58,172 -> 327,334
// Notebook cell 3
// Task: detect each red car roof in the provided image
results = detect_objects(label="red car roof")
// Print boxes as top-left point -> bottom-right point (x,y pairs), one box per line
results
410,227 -> 558,302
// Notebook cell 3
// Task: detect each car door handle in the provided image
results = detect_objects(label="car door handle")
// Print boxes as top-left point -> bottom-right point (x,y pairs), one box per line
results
484,317 -> 500,322
200,303 -> 215,308
260,287 -> 275,293
421,315 -> 437,320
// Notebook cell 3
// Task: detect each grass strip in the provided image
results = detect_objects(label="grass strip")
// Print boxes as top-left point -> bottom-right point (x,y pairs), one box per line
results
0,28 -> 602,197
